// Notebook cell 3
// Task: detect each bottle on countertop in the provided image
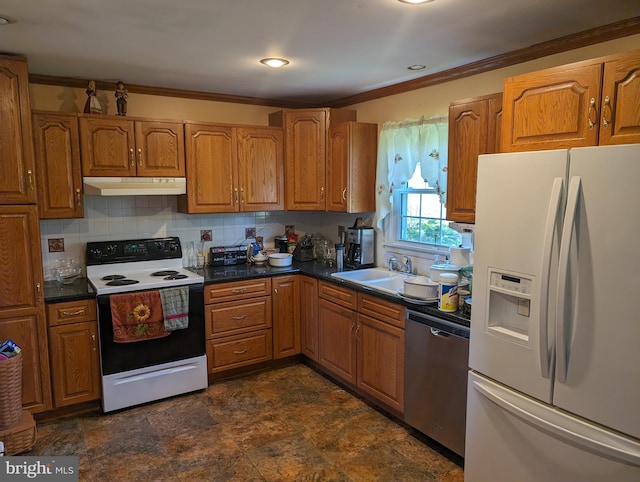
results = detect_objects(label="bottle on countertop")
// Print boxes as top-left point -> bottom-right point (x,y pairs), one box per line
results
335,243 -> 344,271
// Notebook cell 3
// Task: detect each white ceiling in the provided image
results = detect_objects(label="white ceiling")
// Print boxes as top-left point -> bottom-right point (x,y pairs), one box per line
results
1,0 -> 638,104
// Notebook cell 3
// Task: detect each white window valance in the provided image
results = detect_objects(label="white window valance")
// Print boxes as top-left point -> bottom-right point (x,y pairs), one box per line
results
373,115 -> 448,229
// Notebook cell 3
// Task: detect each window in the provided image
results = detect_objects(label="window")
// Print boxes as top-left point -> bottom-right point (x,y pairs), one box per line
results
397,163 -> 461,248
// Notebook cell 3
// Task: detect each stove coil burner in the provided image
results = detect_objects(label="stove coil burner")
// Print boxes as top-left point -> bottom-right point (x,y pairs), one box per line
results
151,270 -> 180,277
105,279 -> 140,286
101,274 -> 126,281
165,274 -> 189,280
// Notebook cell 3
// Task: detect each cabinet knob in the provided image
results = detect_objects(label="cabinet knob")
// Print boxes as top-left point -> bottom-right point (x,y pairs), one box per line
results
602,95 -> 611,129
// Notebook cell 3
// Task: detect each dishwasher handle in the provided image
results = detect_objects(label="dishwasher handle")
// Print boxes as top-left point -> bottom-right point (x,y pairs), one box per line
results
430,327 -> 451,338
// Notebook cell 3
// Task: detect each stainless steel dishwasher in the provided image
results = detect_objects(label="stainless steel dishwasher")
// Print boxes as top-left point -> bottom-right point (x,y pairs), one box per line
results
405,310 -> 470,457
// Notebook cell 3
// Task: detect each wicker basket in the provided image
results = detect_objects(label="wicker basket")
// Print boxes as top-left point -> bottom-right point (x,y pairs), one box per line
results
0,352 -> 23,430
0,410 -> 36,455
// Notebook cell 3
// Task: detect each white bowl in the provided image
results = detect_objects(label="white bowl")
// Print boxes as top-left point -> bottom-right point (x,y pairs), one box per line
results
268,253 -> 293,267
429,263 -> 460,282
404,276 -> 439,299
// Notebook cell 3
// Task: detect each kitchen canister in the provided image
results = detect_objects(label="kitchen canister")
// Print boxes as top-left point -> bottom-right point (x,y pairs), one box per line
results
438,272 -> 459,312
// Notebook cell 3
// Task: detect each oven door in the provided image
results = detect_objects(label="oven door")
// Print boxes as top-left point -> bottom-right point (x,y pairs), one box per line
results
96,284 -> 205,375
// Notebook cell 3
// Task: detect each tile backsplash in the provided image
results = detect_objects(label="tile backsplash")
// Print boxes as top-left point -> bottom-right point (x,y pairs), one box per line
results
40,195 -> 370,280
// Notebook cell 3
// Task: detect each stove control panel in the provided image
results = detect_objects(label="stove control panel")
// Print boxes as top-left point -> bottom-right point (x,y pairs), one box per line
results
87,237 -> 183,265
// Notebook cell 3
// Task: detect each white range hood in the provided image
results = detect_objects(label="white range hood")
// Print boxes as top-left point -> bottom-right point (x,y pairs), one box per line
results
83,177 -> 187,196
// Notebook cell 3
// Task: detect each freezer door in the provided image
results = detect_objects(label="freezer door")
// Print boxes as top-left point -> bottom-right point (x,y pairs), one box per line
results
553,144 -> 640,440
471,149 -> 569,403
465,371 -> 640,482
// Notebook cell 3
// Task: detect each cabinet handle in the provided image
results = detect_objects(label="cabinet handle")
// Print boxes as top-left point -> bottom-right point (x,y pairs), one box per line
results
61,309 -> 85,316
342,188 -> 347,201
320,186 -> 325,201
233,349 -> 248,355
76,188 -> 82,208
231,288 -> 247,294
234,188 -> 239,205
274,288 -> 278,294
231,315 -> 247,320
587,97 -> 597,130
137,148 -> 143,166
36,282 -> 41,302
27,170 -> 34,191
602,95 -> 611,129
129,148 -> 135,167
240,187 -> 245,204
91,333 -> 97,351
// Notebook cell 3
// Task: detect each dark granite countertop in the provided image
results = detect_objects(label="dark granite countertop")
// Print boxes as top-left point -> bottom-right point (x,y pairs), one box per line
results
44,278 -> 96,303
44,261 -> 469,328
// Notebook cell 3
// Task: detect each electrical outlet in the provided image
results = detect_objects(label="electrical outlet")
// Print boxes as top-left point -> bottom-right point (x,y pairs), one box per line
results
245,227 -> 256,239
200,230 -> 212,242
48,238 -> 64,252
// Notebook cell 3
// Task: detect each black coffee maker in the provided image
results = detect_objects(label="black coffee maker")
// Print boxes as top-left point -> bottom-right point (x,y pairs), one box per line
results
346,227 -> 375,268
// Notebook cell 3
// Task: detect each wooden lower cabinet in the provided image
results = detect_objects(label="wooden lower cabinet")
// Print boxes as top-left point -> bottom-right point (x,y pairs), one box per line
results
300,276 -> 318,360
47,299 -> 100,408
316,281 -> 406,413
318,298 -> 357,385
272,275 -> 300,359
204,279 -> 273,374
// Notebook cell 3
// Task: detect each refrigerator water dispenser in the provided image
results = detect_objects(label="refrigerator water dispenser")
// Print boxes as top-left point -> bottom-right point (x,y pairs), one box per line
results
486,270 -> 534,344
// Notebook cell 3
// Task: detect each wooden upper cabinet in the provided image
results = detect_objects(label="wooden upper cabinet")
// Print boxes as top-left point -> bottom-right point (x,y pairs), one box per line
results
32,112 -> 83,219
178,123 -> 283,214
447,93 -> 502,223
0,56 -> 37,205
179,123 -> 236,213
501,49 -> 640,152
270,108 -> 357,211
79,115 -> 185,177
599,51 -> 640,145
237,127 -> 284,211
327,122 -> 378,213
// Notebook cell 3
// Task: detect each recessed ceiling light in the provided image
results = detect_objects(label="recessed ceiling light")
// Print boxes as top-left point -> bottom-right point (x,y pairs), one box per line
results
407,65 -> 426,71
260,58 -> 290,68
398,0 -> 435,4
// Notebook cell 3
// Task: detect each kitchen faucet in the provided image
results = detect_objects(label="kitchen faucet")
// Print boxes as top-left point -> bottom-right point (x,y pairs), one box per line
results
388,255 -> 412,273
403,255 -> 412,274
388,256 -> 397,271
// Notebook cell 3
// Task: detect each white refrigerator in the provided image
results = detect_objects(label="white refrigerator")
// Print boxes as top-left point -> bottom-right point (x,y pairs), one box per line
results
465,144 -> 640,481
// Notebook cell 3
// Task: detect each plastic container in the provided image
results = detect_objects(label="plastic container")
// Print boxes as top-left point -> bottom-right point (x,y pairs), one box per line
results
438,272 -> 459,312
268,253 -> 293,267
335,243 -> 344,271
429,263 -> 460,282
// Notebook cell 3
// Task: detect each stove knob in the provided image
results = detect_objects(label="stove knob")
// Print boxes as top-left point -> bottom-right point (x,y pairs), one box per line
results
90,248 -> 103,260
169,243 -> 178,252
106,244 -> 117,255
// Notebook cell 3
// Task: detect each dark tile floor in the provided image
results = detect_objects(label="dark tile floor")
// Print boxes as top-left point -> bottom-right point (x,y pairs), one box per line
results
28,364 -> 464,481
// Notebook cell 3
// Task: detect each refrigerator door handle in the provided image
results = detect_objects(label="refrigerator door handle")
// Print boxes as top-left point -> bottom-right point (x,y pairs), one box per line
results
556,176 -> 581,384
539,177 -> 564,379
472,377 -> 640,466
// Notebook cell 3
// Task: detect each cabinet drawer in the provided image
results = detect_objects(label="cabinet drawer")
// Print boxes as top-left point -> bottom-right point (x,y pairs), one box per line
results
206,297 -> 272,339
47,299 -> 97,326
205,279 -> 272,303
358,293 -> 405,329
206,330 -> 273,373
319,280 -> 357,310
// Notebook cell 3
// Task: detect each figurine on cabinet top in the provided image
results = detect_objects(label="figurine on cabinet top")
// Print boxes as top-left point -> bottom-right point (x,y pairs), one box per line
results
115,81 -> 128,116
83,80 -> 102,114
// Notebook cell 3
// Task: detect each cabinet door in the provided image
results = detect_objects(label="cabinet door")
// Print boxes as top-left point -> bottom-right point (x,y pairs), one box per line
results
284,110 -> 327,210
300,276 -> 318,361
447,93 -> 502,223
32,112 -> 83,219
272,275 -> 300,359
0,205 -> 50,412
356,313 -> 405,413
327,122 -> 377,213
79,116 -> 136,176
0,315 -> 51,412
0,56 -> 36,204
501,61 -> 602,152
599,51 -> 640,145
178,124 -> 237,213
134,121 -> 186,177
318,298 -> 356,384
48,321 -> 100,407
237,127 -> 284,211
